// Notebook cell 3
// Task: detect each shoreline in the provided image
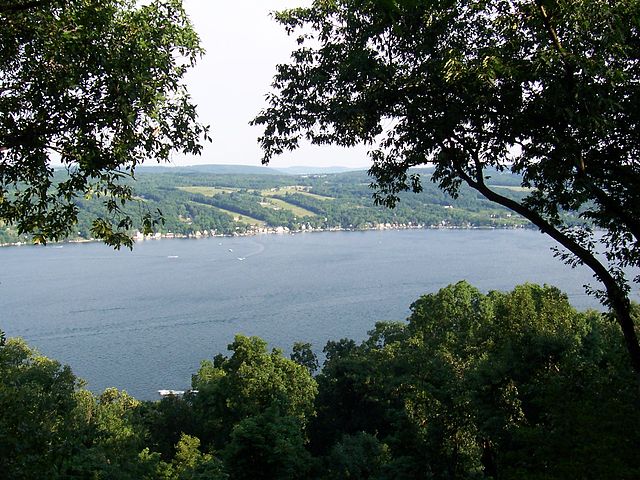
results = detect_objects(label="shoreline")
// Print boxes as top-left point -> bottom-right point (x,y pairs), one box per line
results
0,222 -> 530,248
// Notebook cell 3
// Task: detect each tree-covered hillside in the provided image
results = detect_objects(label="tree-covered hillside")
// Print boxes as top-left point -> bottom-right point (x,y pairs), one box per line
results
1,167 -> 546,245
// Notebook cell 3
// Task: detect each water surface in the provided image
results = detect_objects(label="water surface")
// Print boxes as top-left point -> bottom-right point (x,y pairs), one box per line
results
1,229 -> 637,399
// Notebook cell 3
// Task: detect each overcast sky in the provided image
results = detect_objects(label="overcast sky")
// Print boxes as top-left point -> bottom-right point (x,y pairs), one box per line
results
176,0 -> 371,169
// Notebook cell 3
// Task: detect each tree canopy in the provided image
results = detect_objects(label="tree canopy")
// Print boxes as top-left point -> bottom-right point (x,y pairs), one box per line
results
253,0 -> 640,374
0,0 -> 209,247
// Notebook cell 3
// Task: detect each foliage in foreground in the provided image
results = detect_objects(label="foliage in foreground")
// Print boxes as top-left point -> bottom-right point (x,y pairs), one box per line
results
0,0 -> 209,248
1,283 -> 638,479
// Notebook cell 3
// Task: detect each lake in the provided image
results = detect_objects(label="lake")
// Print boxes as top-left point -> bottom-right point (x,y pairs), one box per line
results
1,229 -> 638,399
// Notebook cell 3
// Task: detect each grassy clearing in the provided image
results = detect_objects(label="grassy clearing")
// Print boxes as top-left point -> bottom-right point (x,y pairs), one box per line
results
492,185 -> 532,192
297,191 -> 334,200
260,197 -> 316,217
261,187 -> 334,200
189,201 -> 265,226
178,186 -> 238,196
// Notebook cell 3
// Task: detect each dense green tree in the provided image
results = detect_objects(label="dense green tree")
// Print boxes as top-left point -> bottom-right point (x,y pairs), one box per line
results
137,394 -> 199,461
0,0 -> 209,247
171,433 -> 227,480
253,0 -> 640,376
223,408 -> 314,480
191,335 -> 318,449
310,332 -> 406,457
64,387 -> 167,479
0,336 -> 178,478
417,284 -> 640,478
291,341 -> 319,375
0,338 -> 80,479
324,432 -> 392,480
467,286 -> 640,478
310,283 -> 640,479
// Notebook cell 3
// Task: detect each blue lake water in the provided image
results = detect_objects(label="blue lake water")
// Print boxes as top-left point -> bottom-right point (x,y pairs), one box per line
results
1,229 -> 638,399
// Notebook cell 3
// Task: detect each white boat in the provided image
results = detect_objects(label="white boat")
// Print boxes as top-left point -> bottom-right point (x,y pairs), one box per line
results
158,389 -> 184,397
158,389 -> 198,398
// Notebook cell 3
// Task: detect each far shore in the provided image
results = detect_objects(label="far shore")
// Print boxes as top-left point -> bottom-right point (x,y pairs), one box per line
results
0,222 -> 529,248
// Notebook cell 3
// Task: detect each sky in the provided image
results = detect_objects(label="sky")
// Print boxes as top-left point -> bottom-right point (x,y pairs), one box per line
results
175,0 -> 372,169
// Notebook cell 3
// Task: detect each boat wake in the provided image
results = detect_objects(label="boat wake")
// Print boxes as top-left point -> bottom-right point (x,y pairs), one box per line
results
243,241 -> 265,259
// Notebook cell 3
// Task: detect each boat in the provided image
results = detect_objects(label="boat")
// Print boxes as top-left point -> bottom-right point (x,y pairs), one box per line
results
158,389 -> 185,397
158,389 -> 199,398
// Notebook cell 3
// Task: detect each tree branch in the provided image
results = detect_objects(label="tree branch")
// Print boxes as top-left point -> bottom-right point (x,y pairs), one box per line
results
534,1 -> 566,56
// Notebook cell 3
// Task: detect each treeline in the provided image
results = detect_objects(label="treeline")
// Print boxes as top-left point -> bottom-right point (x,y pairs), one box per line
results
0,169 -> 539,244
1,283 -> 638,479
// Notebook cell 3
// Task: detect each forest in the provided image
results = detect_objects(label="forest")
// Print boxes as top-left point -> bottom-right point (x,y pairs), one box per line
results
2,282 -> 638,479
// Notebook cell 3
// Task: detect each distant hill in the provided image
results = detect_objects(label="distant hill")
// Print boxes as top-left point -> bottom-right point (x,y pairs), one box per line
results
57,163 -> 523,186
274,166 -> 366,175
135,164 -> 368,176
135,164 -> 283,175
